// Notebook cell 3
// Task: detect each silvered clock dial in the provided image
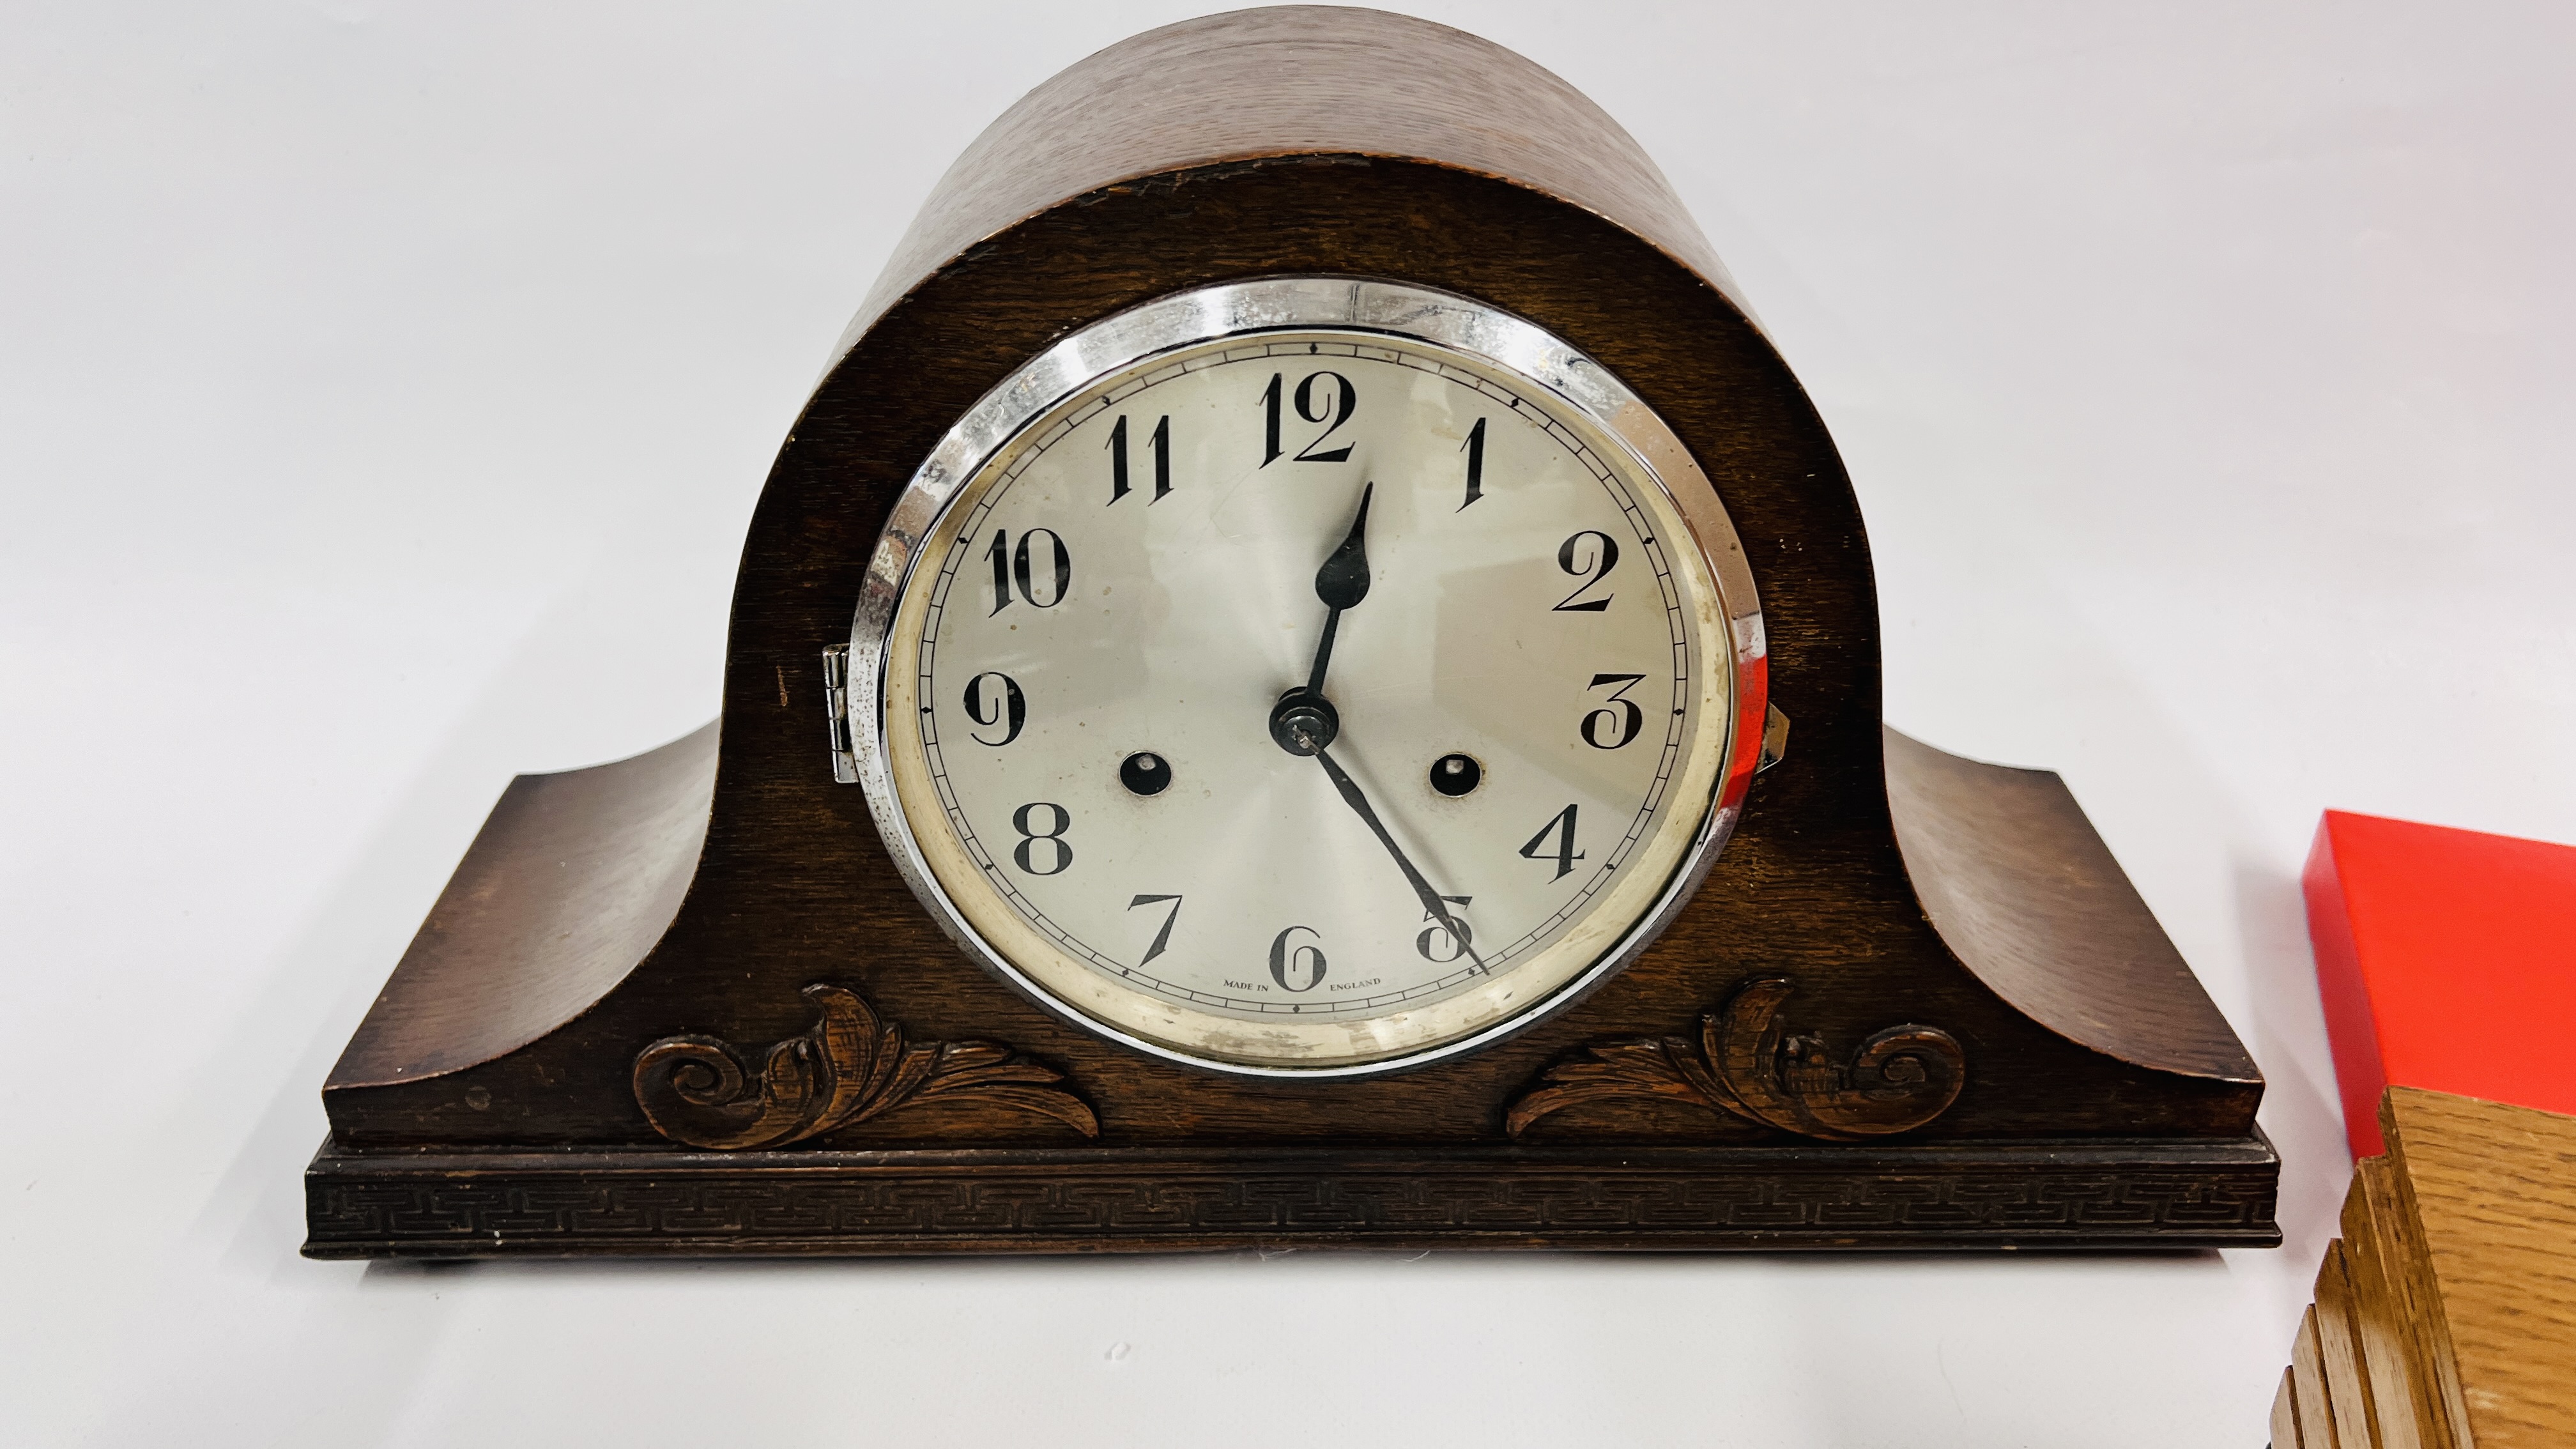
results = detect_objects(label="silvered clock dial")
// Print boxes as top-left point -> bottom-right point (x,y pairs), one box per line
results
847,277 -> 1765,1075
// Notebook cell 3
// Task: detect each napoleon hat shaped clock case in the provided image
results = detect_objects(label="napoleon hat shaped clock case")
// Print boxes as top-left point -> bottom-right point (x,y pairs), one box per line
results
305,8 -> 2278,1259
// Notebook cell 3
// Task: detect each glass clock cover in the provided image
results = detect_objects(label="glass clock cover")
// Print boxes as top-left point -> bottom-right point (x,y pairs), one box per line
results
848,277 -> 1765,1075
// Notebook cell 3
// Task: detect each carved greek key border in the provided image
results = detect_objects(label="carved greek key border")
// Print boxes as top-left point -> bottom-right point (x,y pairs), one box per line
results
305,1154 -> 2279,1255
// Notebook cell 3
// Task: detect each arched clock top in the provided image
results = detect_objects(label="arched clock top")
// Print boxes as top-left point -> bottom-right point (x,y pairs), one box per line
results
832,6 -> 1760,369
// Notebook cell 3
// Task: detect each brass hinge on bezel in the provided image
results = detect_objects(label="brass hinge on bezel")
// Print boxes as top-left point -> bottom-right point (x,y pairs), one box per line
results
823,643 -> 859,784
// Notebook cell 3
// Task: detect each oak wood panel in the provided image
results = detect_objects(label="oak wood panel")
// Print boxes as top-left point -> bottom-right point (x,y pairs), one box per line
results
2297,1306 -> 2347,1449
836,6 -> 1751,371
1885,726 -> 2257,1082
2386,1087 -> 2576,1448
2317,1240 -> 2387,1449
2347,1153 -> 2443,1449
299,1133 -> 2282,1257
2374,1150 -> 2474,1449
2274,1091 -> 2576,1449
328,723 -> 714,1088
2280,1368 -> 2310,1449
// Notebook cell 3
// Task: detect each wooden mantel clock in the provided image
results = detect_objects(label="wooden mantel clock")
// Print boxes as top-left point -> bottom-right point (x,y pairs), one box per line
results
305,7 -> 2278,1257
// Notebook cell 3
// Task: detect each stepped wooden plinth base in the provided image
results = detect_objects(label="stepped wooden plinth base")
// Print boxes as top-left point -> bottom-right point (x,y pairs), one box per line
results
303,1135 -> 2280,1259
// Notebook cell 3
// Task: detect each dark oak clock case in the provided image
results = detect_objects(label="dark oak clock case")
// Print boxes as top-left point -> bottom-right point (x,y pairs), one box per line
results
305,8 -> 2278,1257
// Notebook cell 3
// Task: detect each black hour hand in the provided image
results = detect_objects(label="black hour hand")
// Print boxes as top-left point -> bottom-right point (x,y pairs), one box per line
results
1314,481 -> 1374,611
1304,482 -> 1374,697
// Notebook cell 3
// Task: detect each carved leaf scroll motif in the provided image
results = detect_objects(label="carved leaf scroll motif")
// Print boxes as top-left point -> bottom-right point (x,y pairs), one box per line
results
1507,977 -> 1965,1141
633,983 -> 1099,1149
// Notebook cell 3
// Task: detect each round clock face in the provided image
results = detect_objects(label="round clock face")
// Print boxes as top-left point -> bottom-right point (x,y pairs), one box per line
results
851,278 -> 1764,1076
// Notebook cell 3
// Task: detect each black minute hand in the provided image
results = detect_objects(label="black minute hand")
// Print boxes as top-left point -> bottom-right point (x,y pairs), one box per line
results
1313,746 -> 1491,976
1268,483 -> 1482,971
1305,481 -> 1374,696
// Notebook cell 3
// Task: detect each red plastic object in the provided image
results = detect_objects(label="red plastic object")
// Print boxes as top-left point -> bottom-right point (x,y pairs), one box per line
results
2303,809 -> 2576,1157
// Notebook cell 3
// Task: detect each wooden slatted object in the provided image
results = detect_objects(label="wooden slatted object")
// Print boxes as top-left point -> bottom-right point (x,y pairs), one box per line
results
2271,1088 -> 2576,1449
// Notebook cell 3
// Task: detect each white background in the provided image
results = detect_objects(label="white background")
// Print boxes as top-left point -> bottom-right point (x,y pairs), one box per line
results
6,3 -> 2571,1444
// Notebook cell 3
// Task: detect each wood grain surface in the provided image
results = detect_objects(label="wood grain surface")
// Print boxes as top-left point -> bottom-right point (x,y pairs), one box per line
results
834,6 -> 1751,369
2298,1305 -> 2347,1449
2386,1087 -> 2576,1448
1885,726 -> 2259,1083
328,723 -> 715,1089
2317,1239 -> 2388,1449
2346,1152 -> 2442,1449
2281,1367 -> 2312,1449
309,6 -> 2272,1255
298,1133 -> 2283,1257
2273,1089 -> 2576,1449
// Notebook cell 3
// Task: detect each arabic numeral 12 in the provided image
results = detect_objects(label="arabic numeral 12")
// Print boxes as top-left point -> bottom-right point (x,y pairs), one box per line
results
1261,371 -> 1356,466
